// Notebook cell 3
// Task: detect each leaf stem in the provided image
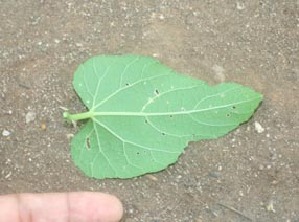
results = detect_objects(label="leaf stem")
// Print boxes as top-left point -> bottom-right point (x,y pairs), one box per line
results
63,110 -> 94,120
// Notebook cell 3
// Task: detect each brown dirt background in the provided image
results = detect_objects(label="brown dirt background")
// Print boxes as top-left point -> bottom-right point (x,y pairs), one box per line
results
0,1 -> 298,221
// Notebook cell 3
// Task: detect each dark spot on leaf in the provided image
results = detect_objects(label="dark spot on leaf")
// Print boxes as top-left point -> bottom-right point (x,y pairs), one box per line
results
155,89 -> 159,95
125,83 -> 130,86
144,119 -> 148,124
86,137 -> 90,149
226,113 -> 230,117
162,132 -> 165,136
169,115 -> 173,118
232,106 -> 236,109
136,152 -> 140,155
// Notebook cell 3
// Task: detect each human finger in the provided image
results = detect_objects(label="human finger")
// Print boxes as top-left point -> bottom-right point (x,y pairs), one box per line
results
0,192 -> 123,222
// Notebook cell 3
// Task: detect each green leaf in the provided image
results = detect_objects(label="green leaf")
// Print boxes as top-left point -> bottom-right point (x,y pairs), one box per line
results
64,54 -> 262,179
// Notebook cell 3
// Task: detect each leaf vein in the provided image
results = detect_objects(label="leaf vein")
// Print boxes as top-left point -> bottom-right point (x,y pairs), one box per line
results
92,60 -> 111,107
141,84 -> 200,112
188,114 -> 236,127
92,73 -> 172,111
193,87 -> 239,110
145,116 -> 189,138
119,56 -> 140,88
93,118 -> 180,154
82,64 -> 94,100
92,121 -> 117,175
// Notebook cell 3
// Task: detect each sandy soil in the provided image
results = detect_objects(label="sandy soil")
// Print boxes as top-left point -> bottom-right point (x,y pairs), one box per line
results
0,1 -> 298,221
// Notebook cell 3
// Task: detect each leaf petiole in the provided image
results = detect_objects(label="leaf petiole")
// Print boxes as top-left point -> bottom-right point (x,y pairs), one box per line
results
63,111 -> 94,121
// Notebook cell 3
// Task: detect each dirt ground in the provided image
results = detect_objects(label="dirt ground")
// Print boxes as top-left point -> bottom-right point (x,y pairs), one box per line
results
0,1 -> 298,221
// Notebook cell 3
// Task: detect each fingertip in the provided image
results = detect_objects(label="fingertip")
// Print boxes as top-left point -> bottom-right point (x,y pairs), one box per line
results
106,194 -> 124,222
69,192 -> 124,222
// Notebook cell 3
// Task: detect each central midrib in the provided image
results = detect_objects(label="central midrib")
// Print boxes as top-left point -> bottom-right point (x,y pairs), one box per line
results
91,99 -> 255,117
64,97 -> 258,121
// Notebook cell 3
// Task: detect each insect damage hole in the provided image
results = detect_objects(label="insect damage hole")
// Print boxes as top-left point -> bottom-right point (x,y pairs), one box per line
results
85,137 -> 91,149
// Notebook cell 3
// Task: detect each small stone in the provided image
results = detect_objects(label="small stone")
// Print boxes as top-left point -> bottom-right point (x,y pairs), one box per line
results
41,122 -> 47,130
217,165 -> 223,171
66,134 -> 74,139
254,121 -> 264,133
75,43 -> 83,47
159,14 -> 165,20
266,200 -> 276,213
209,171 -> 222,178
212,65 -> 225,82
145,174 -> 158,181
25,111 -> 36,124
236,2 -> 245,10
239,190 -> 244,196
2,130 -> 10,137
152,53 -> 160,58
7,110 -> 12,115
258,164 -> 264,170
5,172 -> 11,179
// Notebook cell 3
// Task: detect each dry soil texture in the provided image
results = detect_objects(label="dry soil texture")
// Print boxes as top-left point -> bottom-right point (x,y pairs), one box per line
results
0,1 -> 298,221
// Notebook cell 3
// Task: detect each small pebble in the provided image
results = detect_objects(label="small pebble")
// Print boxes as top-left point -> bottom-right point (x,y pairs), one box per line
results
217,165 -> 223,171
254,121 -> 264,133
41,122 -> 47,130
145,174 -> 158,181
266,200 -> 276,213
66,133 -> 74,139
2,130 -> 10,137
212,65 -> 226,82
236,2 -> 246,10
239,190 -> 244,197
25,111 -> 36,124
5,172 -> 11,179
152,53 -> 160,58
209,171 -> 222,178
258,164 -> 264,170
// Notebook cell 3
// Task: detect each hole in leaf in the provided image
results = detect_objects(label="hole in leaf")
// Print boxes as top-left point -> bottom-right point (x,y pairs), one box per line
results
86,137 -> 90,149
155,89 -> 159,95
